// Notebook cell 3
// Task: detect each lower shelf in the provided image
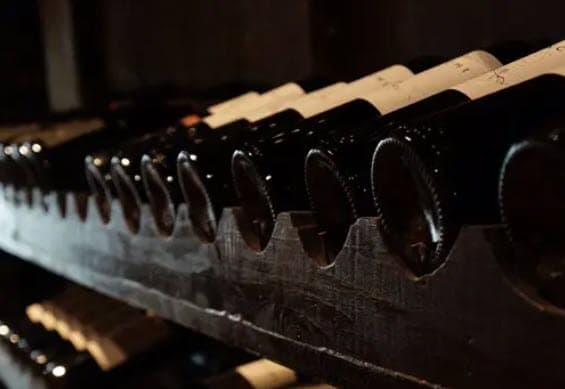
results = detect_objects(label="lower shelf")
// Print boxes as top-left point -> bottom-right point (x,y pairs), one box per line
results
0,187 -> 563,388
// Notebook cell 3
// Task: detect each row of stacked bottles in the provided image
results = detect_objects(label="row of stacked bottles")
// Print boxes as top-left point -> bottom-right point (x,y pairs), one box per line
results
0,39 -> 564,308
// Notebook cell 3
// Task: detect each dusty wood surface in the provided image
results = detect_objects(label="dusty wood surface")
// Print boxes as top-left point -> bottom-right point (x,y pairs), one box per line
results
0,187 -> 562,388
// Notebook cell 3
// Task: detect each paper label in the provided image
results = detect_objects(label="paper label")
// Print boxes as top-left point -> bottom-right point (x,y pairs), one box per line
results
261,82 -> 305,101
243,82 -> 348,122
203,83 -> 305,128
283,64 -> 414,118
550,65 -> 565,76
235,359 -> 297,389
207,91 -> 261,114
363,50 -> 502,114
347,64 -> 414,93
453,40 -> 565,99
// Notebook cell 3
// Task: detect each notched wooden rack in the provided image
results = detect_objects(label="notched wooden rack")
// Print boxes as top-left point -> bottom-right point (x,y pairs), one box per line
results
0,186 -> 564,388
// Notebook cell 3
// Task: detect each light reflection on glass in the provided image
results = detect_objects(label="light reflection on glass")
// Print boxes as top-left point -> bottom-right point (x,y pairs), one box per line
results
0,324 -> 10,336
35,353 -> 47,365
52,365 -> 66,378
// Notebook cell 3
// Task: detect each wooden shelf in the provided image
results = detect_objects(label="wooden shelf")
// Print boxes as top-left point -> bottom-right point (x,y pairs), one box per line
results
0,187 -> 564,388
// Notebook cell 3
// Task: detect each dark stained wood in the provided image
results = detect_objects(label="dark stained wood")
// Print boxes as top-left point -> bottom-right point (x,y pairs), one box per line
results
0,186 -> 564,388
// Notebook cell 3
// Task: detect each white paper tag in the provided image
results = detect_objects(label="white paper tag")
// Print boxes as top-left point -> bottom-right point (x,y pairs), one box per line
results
549,64 -> 565,76
452,40 -> 565,99
243,82 -> 348,122
348,64 -> 414,93
363,50 -> 502,114
203,83 -> 305,128
288,64 -> 416,118
261,82 -> 305,101
207,91 -> 261,115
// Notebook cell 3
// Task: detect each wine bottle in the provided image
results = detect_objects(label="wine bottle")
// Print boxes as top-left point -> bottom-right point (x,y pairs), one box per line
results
9,98 -> 196,198
194,358 -> 297,389
499,127 -> 565,306
232,46 -> 525,252
176,61 -> 419,243
0,116 -> 89,190
0,123 -> 42,191
83,87 -> 269,224
100,83 -> 306,233
133,82 -> 309,235
372,64 -> 565,276
174,83 -> 357,241
0,144 -> 31,192
305,41 -> 565,264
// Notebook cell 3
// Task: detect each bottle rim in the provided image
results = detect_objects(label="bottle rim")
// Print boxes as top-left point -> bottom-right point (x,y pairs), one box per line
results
177,151 -> 217,243
304,148 -> 358,266
231,150 -> 276,252
371,136 -> 449,276
140,155 -> 176,237
84,155 -> 112,224
499,139 -> 565,261
111,158 -> 142,234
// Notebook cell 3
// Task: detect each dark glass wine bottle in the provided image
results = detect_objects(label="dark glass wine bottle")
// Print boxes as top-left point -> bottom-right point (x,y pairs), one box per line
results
100,83 -> 306,234
9,98 -> 195,199
305,41 -> 564,264
174,83 -> 352,242
232,48 -> 517,253
0,111 -> 101,191
372,66 -> 565,277
83,90 -> 266,224
177,60 -> 445,244
137,83 -> 309,235
499,126 -> 565,307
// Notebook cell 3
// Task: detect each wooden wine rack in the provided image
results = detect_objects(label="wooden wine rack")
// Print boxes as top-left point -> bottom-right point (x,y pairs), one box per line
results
0,186 -> 564,388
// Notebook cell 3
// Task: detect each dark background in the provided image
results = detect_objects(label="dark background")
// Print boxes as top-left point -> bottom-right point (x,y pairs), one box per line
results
2,0 -> 564,117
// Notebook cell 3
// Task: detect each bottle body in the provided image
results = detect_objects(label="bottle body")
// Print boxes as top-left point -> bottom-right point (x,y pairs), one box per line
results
140,82 -> 311,236
372,74 -> 565,275
232,50 -> 515,252
499,127 -> 565,306
304,41 -> 565,264
141,120 -> 245,236
109,127 -> 191,233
